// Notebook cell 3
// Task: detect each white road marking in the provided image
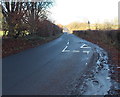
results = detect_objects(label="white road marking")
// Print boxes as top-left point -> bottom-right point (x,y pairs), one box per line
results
85,63 -> 88,65
72,50 -> 80,53
62,46 -> 68,52
63,50 -> 70,52
80,44 -> 86,48
80,44 -> 91,48
117,67 -> 120,69
67,41 -> 69,45
106,77 -> 110,80
83,51 -> 90,54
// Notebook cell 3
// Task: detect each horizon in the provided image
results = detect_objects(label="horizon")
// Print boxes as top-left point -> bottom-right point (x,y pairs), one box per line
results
50,0 -> 119,25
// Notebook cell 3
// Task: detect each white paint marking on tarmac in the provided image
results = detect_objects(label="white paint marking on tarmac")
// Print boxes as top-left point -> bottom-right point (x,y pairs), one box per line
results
117,67 -> 120,69
80,44 -> 86,48
72,50 -> 80,53
62,46 -> 68,52
83,51 -> 90,54
80,44 -> 91,48
106,77 -> 110,80
67,41 -> 69,45
63,50 -> 70,52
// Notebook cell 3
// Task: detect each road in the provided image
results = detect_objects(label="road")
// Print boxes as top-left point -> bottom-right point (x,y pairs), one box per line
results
3,33 -> 98,95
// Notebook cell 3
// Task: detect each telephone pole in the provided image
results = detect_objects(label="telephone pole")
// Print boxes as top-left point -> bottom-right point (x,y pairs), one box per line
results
88,21 -> 91,30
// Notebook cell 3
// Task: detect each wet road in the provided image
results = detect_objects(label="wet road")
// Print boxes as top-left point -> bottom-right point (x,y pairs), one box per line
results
3,33 -> 97,95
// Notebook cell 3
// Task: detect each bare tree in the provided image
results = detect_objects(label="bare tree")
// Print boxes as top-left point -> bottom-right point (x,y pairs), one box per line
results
1,1 -> 26,37
24,1 -> 53,34
1,0 -> 53,37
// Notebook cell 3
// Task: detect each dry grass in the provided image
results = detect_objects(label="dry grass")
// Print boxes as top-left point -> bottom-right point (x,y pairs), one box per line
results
73,30 -> 120,94
73,30 -> 120,50
2,33 -> 63,57
0,31 -> 3,36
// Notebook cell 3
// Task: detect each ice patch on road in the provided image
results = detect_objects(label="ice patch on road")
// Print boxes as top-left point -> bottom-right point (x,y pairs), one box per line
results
82,47 -> 111,95
70,42 -> 112,95
84,64 -> 111,95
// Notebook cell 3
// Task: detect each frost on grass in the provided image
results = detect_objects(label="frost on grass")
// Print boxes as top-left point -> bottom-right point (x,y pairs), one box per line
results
84,47 -> 111,95
70,43 -> 112,95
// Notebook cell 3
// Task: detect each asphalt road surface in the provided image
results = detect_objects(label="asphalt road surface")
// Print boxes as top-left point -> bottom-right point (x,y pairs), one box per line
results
3,33 -> 98,95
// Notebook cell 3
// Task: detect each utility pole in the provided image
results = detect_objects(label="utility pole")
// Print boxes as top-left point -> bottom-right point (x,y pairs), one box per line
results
88,21 -> 91,30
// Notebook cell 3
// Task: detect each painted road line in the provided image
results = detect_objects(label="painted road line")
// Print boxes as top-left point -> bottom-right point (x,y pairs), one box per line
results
117,67 -> 120,69
63,50 -> 70,52
83,51 -> 90,54
67,41 -> 69,45
80,44 -> 86,48
80,44 -> 91,48
106,77 -> 110,80
72,50 -> 80,53
62,46 -> 68,52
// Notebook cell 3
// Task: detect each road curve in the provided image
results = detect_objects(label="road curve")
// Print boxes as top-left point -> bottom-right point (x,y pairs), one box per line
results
3,33 -> 97,95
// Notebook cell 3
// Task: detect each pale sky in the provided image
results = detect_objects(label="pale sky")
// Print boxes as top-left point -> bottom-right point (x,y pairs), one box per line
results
50,0 -> 120,25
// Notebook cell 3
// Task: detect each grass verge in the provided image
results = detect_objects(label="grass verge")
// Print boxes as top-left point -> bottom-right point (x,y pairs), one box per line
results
2,33 -> 63,57
73,30 -> 120,94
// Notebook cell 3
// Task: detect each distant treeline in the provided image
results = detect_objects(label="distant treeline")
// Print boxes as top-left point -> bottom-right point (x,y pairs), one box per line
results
65,20 -> 118,32
1,1 -> 63,38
